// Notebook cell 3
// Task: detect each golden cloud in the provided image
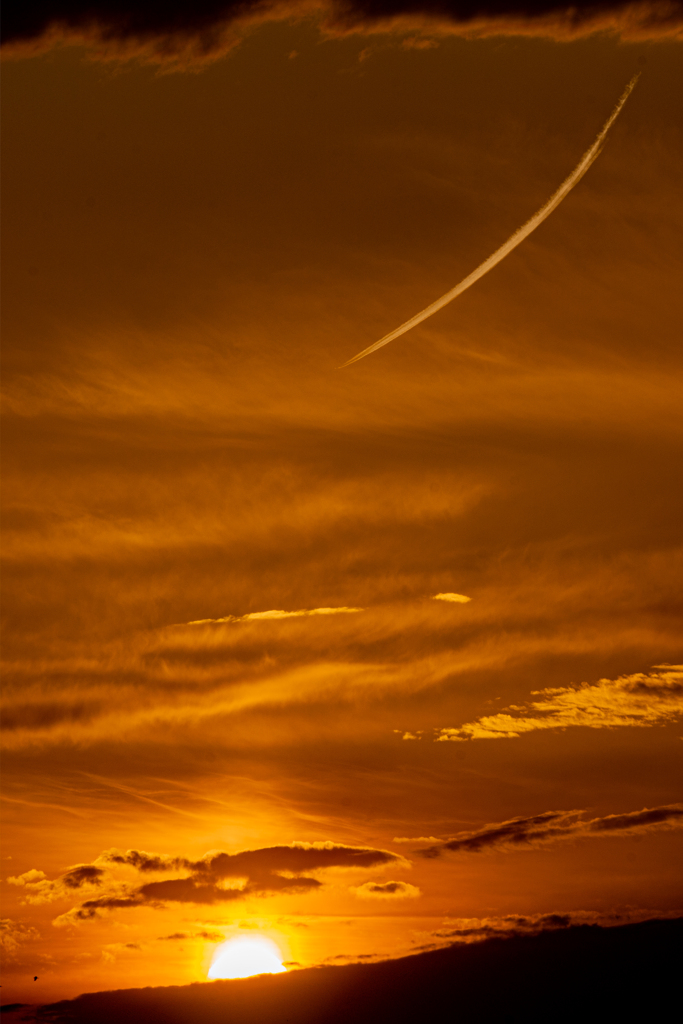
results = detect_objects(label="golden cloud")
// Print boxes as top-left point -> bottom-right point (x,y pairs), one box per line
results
435,665 -> 683,741
7,865 -> 106,905
0,918 -> 41,957
186,606 -> 363,625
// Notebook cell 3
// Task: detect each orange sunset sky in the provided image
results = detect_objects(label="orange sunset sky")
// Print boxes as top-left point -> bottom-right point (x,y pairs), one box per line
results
1,0 -> 682,1008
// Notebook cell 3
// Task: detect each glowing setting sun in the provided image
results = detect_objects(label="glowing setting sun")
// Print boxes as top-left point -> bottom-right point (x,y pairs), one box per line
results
1,0 -> 681,1020
207,937 -> 287,980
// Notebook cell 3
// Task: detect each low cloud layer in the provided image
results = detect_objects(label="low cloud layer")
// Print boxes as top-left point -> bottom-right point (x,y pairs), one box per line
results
420,906 -> 681,946
3,1 -> 681,67
8,842 -> 404,926
435,665 -> 683,742
416,804 -> 683,857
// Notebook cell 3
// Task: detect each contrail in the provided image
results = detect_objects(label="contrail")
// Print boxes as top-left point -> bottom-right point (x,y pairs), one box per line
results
340,74 -> 639,368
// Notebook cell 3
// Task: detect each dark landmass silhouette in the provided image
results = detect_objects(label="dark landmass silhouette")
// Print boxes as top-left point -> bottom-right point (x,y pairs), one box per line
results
17,917 -> 680,1024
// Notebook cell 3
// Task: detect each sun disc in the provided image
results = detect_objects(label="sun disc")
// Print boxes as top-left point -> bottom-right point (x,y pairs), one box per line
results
208,936 -> 287,980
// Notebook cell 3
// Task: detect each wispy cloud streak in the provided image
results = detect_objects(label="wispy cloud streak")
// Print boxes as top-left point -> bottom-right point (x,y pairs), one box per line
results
341,74 -> 639,366
186,607 -> 363,625
416,804 -> 683,858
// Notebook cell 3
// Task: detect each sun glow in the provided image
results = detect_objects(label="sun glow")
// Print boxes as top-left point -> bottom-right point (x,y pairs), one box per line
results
208,937 -> 287,980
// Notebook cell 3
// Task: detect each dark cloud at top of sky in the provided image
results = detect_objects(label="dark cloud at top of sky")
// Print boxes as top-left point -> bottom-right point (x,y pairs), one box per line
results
2,1 -> 682,62
417,804 -> 683,857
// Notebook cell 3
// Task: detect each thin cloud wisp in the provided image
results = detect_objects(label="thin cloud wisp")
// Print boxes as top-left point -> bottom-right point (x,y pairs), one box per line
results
186,606 -> 363,625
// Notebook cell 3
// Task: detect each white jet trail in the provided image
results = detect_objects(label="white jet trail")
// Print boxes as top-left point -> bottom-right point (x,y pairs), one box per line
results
340,74 -> 639,368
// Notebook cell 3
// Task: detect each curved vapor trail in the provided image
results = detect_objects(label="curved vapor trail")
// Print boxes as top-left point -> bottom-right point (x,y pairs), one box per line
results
340,74 -> 639,368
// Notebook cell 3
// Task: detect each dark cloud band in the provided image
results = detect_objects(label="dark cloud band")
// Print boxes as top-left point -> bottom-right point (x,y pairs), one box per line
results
3,1 -> 681,59
47,841 -> 403,923
417,804 -> 683,857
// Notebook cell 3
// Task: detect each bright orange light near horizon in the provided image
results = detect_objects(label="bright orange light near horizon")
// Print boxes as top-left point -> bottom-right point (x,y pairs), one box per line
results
208,936 -> 287,980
